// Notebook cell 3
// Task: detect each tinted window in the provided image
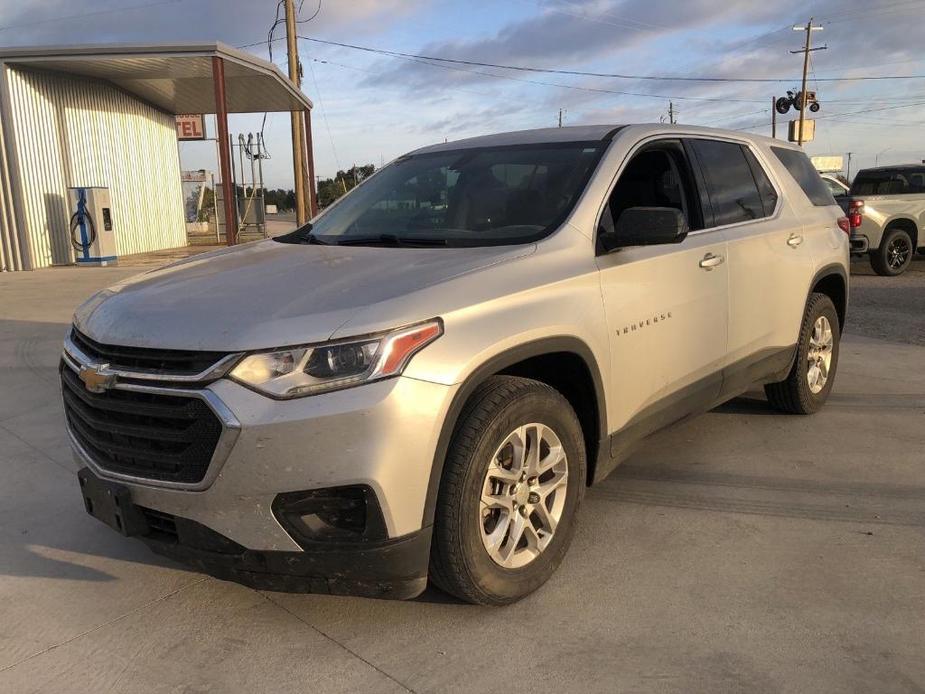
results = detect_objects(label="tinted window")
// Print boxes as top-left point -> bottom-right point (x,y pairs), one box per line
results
602,142 -> 701,235
822,177 -> 847,197
279,143 -> 604,247
743,148 -> 779,216
850,168 -> 925,196
771,147 -> 837,206
689,139 -> 765,226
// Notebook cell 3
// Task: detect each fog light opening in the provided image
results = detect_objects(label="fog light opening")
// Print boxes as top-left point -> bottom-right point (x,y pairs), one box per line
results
273,486 -> 388,546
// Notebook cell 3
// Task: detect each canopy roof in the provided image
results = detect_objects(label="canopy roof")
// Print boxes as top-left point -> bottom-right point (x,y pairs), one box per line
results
0,42 -> 311,114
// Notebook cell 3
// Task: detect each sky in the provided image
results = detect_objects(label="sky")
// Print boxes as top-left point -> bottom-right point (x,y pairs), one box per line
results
0,0 -> 923,187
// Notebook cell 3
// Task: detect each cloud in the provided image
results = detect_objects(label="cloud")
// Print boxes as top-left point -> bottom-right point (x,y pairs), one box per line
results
362,0 -> 800,92
0,0 -> 426,50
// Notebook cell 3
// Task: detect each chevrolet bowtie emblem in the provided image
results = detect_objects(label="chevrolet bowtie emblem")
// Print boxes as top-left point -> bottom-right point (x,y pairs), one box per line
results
78,363 -> 117,393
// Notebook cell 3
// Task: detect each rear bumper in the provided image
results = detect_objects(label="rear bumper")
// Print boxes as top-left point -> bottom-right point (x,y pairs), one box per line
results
79,467 -> 431,599
849,234 -> 869,253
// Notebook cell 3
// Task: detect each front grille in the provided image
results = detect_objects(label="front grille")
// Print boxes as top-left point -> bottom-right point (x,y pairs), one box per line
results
70,328 -> 228,376
61,364 -> 223,484
141,508 -> 179,540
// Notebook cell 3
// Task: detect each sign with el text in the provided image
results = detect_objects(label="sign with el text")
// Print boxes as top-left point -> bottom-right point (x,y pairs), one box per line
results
176,114 -> 206,140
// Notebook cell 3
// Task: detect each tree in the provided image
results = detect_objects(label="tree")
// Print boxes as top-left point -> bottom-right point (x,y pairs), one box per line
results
316,164 -> 376,208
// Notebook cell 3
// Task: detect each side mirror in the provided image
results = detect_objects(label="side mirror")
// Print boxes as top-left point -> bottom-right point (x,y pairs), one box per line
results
601,206 -> 689,252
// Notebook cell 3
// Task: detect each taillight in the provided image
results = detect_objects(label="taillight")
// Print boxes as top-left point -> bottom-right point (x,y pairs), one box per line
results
837,216 -> 850,234
848,199 -> 864,229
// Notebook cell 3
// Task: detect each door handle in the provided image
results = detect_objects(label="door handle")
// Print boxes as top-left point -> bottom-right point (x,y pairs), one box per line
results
787,234 -> 804,248
699,252 -> 724,270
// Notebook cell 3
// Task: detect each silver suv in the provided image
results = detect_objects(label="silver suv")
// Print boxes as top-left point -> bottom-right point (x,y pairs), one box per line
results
63,124 -> 849,605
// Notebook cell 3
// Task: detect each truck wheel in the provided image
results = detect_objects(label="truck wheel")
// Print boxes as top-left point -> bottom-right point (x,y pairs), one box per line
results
765,293 -> 840,415
870,227 -> 913,276
429,376 -> 586,605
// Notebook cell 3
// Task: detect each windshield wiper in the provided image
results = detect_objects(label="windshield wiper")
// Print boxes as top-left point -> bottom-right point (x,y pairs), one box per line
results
334,234 -> 448,247
274,224 -> 330,245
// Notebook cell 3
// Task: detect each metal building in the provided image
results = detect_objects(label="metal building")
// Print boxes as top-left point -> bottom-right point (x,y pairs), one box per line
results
0,43 -> 313,271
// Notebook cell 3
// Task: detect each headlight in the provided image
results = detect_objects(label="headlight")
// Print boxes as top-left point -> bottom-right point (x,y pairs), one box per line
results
229,319 -> 443,398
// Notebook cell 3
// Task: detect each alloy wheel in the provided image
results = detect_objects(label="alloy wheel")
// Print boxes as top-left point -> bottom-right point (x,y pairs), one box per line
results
479,423 -> 568,569
807,316 -> 834,394
887,236 -> 911,270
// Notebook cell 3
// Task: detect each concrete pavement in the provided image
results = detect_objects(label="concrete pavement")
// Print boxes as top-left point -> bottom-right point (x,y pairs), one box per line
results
0,260 -> 923,693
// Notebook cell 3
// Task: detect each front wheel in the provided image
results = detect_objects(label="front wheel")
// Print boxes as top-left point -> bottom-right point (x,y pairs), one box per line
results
870,227 -> 914,276
429,376 -> 586,605
765,293 -> 840,414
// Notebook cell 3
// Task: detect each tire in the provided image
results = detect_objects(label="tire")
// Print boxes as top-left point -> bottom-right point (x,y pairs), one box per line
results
429,376 -> 586,605
809,102 -> 821,113
870,227 -> 914,276
775,97 -> 791,115
765,293 -> 840,415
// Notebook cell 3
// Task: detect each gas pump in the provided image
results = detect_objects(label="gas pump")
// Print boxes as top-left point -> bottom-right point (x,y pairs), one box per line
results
68,187 -> 118,266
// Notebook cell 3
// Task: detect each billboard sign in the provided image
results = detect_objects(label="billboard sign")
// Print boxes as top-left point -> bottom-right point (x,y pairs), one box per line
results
810,155 -> 844,173
176,114 -> 206,140
788,118 -> 815,143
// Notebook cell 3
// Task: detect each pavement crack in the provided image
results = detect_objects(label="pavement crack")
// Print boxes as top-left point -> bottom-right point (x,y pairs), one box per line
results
0,420 -> 73,475
259,592 -> 417,694
0,577 -> 209,674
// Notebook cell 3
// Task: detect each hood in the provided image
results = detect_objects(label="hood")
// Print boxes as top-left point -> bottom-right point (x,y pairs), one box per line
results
74,240 -> 533,351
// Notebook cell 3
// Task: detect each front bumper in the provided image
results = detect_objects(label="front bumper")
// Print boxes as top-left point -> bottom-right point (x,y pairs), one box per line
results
78,467 -> 431,598
66,359 -> 457,549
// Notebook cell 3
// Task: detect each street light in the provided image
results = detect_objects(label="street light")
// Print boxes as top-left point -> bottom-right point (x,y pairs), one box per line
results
875,147 -> 892,167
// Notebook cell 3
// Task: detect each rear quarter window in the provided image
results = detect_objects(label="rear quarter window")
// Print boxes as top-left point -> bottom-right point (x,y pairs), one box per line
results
771,147 -> 837,207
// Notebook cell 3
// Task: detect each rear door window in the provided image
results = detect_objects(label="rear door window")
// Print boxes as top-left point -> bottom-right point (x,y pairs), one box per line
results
771,146 -> 837,206
688,139 -> 765,226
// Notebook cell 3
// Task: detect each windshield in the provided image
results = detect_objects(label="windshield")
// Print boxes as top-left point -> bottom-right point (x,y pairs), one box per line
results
277,142 -> 605,247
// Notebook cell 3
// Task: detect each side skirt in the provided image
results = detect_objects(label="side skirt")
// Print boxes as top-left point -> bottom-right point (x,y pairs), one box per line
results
593,345 -> 796,484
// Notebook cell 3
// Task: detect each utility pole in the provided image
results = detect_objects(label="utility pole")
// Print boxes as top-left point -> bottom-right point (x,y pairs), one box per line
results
668,101 -> 676,124
846,152 -> 852,181
284,0 -> 307,224
791,18 -> 825,146
771,96 -> 777,138
558,108 -> 565,127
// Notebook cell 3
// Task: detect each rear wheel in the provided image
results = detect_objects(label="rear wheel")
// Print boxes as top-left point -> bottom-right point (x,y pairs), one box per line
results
429,376 -> 585,605
870,227 -> 914,276
765,293 -> 840,415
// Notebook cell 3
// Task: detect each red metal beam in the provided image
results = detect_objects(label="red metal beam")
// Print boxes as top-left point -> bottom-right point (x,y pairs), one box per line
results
212,56 -> 236,246
302,108 -> 318,217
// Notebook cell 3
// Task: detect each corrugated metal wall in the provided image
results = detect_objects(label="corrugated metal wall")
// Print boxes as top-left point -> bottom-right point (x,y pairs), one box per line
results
4,66 -> 186,268
0,118 -> 22,271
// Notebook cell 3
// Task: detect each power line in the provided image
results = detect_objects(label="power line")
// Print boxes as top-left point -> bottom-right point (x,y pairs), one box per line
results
242,32 -> 925,109
819,0 -> 925,24
524,0 -> 665,33
288,34 -> 925,83
294,39 -> 777,106
733,98 -> 925,131
0,0 -> 182,32
306,57 -> 342,174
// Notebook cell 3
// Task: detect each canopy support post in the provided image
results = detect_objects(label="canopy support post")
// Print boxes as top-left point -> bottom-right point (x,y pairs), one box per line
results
212,56 -> 236,246
302,108 -> 317,217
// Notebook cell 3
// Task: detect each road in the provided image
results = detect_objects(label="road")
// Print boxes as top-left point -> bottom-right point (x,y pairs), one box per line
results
0,257 -> 923,693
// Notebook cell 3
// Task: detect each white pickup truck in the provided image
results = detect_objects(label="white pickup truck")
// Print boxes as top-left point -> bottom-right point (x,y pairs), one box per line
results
844,165 -> 925,276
